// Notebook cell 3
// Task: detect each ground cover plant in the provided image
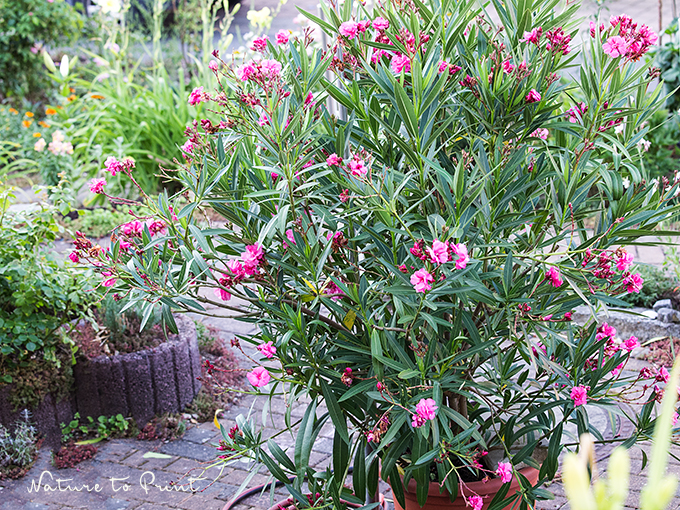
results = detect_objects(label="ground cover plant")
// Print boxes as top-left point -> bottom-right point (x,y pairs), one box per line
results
67,0 -> 680,508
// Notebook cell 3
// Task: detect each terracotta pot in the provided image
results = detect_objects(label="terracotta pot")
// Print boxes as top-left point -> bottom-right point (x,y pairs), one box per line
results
391,467 -> 539,510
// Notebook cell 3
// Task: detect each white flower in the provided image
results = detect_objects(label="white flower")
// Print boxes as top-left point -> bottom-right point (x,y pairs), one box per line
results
93,0 -> 122,15
614,123 -> 625,135
637,138 -> 651,152
247,7 -> 272,29
622,177 -> 630,189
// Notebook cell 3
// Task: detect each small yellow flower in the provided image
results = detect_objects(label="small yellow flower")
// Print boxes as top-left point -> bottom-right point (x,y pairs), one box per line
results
33,132 -> 42,138
25,111 -> 34,118
9,108 -> 18,115
45,108 -> 57,115
22,120 -> 33,128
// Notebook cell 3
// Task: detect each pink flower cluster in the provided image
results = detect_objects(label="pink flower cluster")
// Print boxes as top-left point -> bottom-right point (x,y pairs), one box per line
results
602,15 -> 657,61
570,385 -> 589,406
89,177 -> 107,194
411,398 -> 437,428
521,26 -> 570,54
104,156 -> 135,177
236,59 -> 283,82
338,19 -> 372,40
496,462 -> 513,483
409,240 -> 469,293
188,86 -> 206,106
545,267 -> 563,287
247,366 -> 271,387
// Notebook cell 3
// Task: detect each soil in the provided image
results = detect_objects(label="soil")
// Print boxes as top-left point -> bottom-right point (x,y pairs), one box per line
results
69,313 -> 166,360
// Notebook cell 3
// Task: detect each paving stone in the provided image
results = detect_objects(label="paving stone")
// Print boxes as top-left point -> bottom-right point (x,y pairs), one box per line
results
183,427 -> 216,445
159,440 -> 217,462
536,496 -> 568,510
121,450 -> 149,468
23,504 -> 50,510
106,499 -> 132,510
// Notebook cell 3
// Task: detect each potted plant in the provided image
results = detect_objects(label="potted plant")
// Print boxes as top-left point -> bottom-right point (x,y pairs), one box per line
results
72,0 -> 680,508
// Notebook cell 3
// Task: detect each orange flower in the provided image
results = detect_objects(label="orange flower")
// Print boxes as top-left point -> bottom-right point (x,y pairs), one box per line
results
25,111 -> 34,118
69,87 -> 75,93
33,132 -> 42,138
38,121 -> 49,128
67,94 -> 77,102
9,108 -> 18,115
45,108 -> 57,115
90,94 -> 105,100
22,120 -> 33,128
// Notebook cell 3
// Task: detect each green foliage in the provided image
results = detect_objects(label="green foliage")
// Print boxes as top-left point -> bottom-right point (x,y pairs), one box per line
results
639,109 -> 680,179
0,410 -> 38,475
0,187 -> 94,376
0,0 -> 82,100
60,412 -> 130,443
654,18 -> 680,112
63,206 -> 144,239
90,0 -> 680,507
619,264 -> 678,308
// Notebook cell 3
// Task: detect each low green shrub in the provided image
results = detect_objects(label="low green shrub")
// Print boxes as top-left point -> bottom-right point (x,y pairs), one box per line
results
619,263 -> 679,308
60,412 -> 130,443
0,187 -> 95,380
0,0 -> 83,101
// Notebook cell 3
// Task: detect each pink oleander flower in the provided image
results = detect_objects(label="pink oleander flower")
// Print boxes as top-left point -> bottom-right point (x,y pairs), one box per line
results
181,140 -> 194,156
247,367 -> 271,387
624,272 -> 643,293
258,114 -> 270,127
69,252 -> 80,263
546,266 -> 563,287
596,322 -> 617,343
611,362 -> 625,377
468,495 -> 483,510
373,17 -> 389,30
502,60 -> 515,74
391,54 -> 411,74
427,239 -> 450,265
122,220 -> 143,237
438,60 -> 450,74
570,385 -> 589,406
450,243 -> 469,270
304,92 -> 315,108
227,259 -> 246,279
411,398 -> 437,428
357,20 -> 371,33
257,341 -> 277,359
213,288 -> 231,301
188,86 -> 205,106
521,27 -> 542,44
327,153 -> 343,166
208,60 -> 218,71
89,178 -> 107,194
673,412 -> 679,427
603,36 -> 628,58
348,158 -> 367,177
525,89 -> 541,103
103,278 -> 117,287
657,366 -> 670,383
236,63 -> 257,81
339,21 -> 360,39
241,243 -> 264,275
104,156 -> 124,176
616,252 -> 634,271
411,268 -> 434,293
531,128 -> 549,140
496,462 -> 512,484
250,35 -> 268,52
622,335 -> 639,352
276,30 -> 290,45
261,59 -> 282,77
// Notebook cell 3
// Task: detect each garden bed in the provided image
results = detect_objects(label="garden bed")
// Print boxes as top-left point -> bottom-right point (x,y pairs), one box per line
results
0,314 -> 201,445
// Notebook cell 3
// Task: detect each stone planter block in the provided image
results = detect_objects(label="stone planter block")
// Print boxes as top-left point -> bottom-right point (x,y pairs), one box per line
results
173,338 -> 193,409
98,357 -> 128,417
124,351 -> 155,425
150,342 -> 179,415
74,361 -> 101,419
